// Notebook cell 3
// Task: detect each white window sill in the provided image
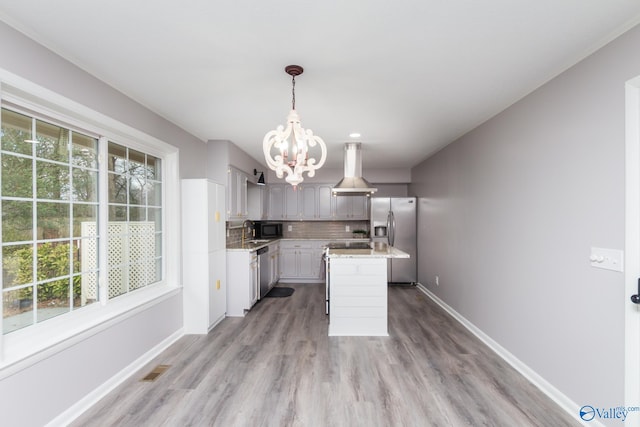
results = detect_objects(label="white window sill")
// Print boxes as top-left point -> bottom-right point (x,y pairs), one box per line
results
0,283 -> 180,380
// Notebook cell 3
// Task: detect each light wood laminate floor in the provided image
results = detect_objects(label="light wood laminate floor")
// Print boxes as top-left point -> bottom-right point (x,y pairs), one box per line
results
72,284 -> 579,426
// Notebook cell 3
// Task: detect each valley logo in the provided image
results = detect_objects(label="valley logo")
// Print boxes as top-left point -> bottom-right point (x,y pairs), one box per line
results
580,405 -> 640,422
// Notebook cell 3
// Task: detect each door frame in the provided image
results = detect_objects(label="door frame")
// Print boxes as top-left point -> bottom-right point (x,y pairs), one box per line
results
625,75 -> 640,416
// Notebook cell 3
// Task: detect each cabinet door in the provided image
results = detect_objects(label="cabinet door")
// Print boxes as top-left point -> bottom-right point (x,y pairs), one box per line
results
335,196 -> 351,219
301,185 -> 317,219
279,248 -> 298,278
261,185 -> 269,219
250,255 -> 258,306
227,168 -> 237,218
227,166 -> 248,219
284,185 -> 301,219
297,249 -> 318,278
209,248 -> 226,325
273,248 -> 280,282
247,184 -> 266,221
269,242 -> 280,285
236,171 -> 248,217
351,195 -> 368,219
209,182 -> 226,251
268,185 -> 284,219
335,195 -> 369,219
317,185 -> 334,219
269,251 -> 278,286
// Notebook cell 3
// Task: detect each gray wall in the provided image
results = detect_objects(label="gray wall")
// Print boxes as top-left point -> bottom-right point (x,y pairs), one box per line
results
410,23 -> 640,415
0,21 -> 207,425
0,22 -> 208,179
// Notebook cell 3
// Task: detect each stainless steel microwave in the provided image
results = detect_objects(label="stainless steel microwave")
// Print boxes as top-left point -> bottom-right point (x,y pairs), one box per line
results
254,222 -> 283,239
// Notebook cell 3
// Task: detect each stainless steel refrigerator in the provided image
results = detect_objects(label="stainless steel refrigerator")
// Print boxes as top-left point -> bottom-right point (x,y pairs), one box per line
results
370,197 -> 417,284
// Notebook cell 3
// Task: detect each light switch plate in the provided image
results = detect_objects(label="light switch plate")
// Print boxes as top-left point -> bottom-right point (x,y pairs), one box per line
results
590,247 -> 624,272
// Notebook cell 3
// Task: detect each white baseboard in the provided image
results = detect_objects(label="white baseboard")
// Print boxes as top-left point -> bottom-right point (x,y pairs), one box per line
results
46,328 -> 184,427
416,284 -> 599,427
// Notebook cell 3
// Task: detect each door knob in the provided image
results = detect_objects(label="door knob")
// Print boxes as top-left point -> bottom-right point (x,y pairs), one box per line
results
631,278 -> 640,304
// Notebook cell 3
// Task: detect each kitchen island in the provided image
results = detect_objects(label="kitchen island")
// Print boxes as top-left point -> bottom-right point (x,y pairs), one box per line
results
325,243 -> 409,336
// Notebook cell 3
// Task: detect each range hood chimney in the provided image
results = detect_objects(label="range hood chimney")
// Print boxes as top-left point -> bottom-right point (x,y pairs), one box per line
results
332,143 -> 377,196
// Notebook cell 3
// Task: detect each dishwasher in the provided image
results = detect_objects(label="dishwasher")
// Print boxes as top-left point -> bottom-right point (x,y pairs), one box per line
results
257,245 -> 271,299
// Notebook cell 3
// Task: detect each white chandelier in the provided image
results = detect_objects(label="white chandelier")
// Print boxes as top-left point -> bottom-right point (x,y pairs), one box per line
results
263,65 -> 327,188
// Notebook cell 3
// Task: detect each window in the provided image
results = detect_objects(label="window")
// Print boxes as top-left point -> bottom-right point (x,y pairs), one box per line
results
1,106 -> 164,335
105,142 -> 162,299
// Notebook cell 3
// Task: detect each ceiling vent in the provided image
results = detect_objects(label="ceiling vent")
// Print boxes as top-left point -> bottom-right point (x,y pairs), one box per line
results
332,143 -> 377,196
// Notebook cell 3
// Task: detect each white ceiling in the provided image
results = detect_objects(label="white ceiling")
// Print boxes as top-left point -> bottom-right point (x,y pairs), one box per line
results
1,1 -> 640,169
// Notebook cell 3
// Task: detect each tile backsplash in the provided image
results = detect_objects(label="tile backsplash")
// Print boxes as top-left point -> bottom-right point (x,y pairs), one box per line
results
226,220 -> 369,246
283,220 -> 369,239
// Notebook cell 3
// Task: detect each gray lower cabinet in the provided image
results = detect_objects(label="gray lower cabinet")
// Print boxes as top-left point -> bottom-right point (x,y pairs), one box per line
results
278,240 -> 328,283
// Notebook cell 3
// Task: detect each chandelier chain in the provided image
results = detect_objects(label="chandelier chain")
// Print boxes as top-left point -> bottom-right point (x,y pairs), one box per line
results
291,75 -> 296,110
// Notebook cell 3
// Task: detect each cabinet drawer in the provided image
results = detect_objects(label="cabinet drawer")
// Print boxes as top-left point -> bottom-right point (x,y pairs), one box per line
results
331,296 -> 386,307
330,261 -> 386,276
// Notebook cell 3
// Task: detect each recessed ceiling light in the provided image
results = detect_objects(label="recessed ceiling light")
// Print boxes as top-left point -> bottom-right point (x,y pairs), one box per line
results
349,132 -> 361,138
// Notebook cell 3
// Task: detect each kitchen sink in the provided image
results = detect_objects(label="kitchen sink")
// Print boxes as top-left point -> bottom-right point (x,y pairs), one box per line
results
246,239 -> 270,244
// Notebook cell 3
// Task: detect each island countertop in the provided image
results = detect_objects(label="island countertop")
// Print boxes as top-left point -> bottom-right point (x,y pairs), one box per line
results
325,243 -> 409,259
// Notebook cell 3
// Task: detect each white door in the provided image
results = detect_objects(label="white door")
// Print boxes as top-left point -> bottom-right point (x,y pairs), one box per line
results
624,76 -> 640,417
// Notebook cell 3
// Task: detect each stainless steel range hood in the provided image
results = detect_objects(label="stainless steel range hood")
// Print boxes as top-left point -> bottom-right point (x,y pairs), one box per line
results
332,143 -> 377,196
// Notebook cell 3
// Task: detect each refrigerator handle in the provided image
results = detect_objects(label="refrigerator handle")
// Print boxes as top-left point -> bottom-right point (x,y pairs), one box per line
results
386,211 -> 391,245
389,210 -> 396,246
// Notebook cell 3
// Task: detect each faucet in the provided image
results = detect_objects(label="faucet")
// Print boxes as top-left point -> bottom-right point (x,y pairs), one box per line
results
241,219 -> 254,245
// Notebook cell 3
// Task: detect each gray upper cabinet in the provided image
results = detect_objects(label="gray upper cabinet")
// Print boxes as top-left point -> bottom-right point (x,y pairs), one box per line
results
301,186 -> 317,218
267,184 -> 285,219
227,166 -> 248,220
284,185 -> 301,219
317,185 -> 334,219
265,183 -> 369,220
335,194 -> 369,219
247,183 -> 268,220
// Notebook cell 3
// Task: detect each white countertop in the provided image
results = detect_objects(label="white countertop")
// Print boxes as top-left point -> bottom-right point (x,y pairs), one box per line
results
326,243 -> 409,259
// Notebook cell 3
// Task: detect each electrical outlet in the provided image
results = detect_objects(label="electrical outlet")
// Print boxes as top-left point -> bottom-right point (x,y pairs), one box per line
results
345,225 -> 350,232
435,275 -> 439,286
288,225 -> 293,232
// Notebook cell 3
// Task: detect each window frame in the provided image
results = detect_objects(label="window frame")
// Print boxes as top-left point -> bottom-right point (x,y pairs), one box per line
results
0,76 -> 181,374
